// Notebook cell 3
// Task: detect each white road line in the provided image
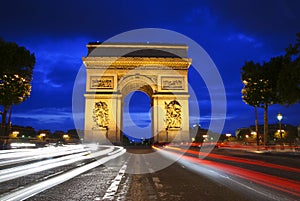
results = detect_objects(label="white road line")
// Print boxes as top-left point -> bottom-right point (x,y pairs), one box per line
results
102,163 -> 128,200
0,146 -> 126,201
152,177 -> 163,189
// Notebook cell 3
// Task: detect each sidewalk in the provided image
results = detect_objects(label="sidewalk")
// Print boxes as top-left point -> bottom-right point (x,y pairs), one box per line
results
218,143 -> 300,156
249,146 -> 300,156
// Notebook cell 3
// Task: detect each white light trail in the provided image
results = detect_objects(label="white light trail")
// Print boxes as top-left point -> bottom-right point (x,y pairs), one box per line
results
0,146 -> 126,201
0,145 -> 86,162
0,146 -> 114,183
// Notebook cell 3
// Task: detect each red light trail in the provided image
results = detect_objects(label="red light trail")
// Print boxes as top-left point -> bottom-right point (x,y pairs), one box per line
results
154,146 -> 300,198
166,146 -> 300,173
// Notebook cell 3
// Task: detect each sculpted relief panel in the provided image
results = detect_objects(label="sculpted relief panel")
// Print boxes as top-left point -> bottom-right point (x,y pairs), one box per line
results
165,100 -> 182,129
93,101 -> 109,129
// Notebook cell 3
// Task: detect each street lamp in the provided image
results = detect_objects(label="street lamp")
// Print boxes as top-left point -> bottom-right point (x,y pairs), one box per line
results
40,133 -> 46,141
277,112 -> 284,150
11,131 -> 19,138
12,131 -> 19,135
202,135 -> 208,142
63,134 -> 70,140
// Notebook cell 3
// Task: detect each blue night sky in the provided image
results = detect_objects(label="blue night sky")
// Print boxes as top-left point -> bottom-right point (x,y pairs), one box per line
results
0,0 -> 299,135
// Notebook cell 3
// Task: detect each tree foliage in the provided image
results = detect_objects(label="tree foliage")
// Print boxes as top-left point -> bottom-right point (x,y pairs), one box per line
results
277,33 -> 300,104
0,38 -> 35,135
0,74 -> 31,106
241,33 -> 300,144
242,33 -> 300,107
241,61 -> 267,107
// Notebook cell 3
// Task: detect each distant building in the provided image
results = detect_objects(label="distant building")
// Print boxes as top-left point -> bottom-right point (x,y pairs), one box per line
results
190,125 -> 208,142
236,124 -> 298,143
235,127 -> 252,140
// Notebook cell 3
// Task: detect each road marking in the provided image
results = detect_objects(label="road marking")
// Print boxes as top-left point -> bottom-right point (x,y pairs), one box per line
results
102,163 -> 128,200
41,170 -> 65,180
0,146 -> 126,201
152,177 -> 163,189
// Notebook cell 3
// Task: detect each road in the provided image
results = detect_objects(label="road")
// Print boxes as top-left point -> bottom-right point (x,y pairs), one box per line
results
0,145 -> 299,201
0,144 -> 125,200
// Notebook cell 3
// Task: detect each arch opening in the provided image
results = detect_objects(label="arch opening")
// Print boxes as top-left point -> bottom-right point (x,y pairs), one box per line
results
122,91 -> 152,145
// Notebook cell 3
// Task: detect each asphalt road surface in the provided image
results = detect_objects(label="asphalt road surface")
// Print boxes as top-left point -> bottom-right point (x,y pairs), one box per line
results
1,145 -> 299,201
29,146 -> 300,200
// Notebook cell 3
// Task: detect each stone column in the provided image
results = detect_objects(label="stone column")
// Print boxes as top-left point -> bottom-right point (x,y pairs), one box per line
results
84,93 -> 122,145
152,94 -> 189,143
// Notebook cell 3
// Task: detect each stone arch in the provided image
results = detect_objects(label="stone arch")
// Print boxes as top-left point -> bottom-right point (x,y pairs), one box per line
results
83,43 -> 191,145
118,74 -> 156,97
118,76 -> 155,143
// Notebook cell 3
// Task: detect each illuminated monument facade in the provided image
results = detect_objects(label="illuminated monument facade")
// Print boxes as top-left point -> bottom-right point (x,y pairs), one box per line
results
83,43 -> 191,144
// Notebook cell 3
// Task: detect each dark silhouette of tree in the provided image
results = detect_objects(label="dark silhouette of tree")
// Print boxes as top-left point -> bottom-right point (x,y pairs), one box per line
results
52,130 -> 65,139
11,125 -> 36,138
241,61 -> 269,145
67,129 -> 80,139
241,33 -> 300,145
277,33 -> 300,105
0,38 -> 35,136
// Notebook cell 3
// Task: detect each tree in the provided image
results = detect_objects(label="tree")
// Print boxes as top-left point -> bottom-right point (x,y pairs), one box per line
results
11,125 -> 36,138
67,129 -> 80,139
0,38 -> 35,136
241,33 -> 300,145
241,58 -> 283,145
277,33 -> 300,104
241,61 -> 268,145
52,130 -> 65,137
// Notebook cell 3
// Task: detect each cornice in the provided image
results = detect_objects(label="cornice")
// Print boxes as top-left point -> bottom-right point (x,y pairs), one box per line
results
82,57 -> 192,69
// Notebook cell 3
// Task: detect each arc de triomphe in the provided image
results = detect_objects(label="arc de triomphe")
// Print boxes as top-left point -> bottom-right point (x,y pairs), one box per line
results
83,43 -> 191,145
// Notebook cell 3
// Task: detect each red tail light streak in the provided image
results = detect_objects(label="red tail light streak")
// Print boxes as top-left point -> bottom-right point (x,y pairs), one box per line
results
166,146 -> 300,173
154,146 -> 300,198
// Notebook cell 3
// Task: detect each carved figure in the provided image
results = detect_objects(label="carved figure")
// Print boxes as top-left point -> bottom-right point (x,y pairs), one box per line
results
165,100 -> 182,128
93,101 -> 109,128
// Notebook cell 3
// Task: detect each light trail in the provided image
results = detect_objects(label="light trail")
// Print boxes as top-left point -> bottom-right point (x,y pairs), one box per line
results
0,145 -> 85,159
181,154 -> 300,197
0,146 -> 126,201
154,146 -> 300,199
166,146 -> 300,173
0,145 -> 87,166
0,146 -> 114,182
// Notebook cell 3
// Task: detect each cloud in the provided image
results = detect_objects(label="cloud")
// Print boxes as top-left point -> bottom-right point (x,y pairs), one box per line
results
0,0 -> 298,135
206,0 -> 300,51
227,33 -> 263,48
11,107 -> 74,131
123,112 -> 151,128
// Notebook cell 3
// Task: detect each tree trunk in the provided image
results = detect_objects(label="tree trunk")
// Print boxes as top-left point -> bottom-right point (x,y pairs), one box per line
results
1,106 -> 7,125
0,111 -> 4,136
7,105 -> 12,136
254,106 -> 259,147
263,103 -> 268,146
1,106 -> 8,136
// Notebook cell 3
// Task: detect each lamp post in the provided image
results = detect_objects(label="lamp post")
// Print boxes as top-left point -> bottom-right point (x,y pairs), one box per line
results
277,112 -> 284,150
